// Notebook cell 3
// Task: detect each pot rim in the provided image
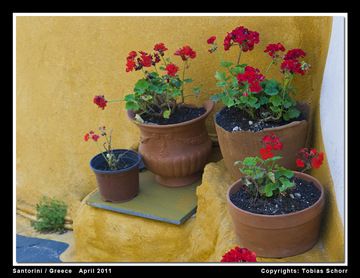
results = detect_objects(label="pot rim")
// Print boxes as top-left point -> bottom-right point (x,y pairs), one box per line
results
90,149 -> 141,174
214,103 -> 308,133
127,100 -> 215,129
226,171 -> 325,218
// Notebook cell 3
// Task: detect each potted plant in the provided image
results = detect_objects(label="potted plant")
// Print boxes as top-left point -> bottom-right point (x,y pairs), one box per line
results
84,126 -> 141,202
207,26 -> 310,179
94,43 -> 214,187
226,134 -> 325,258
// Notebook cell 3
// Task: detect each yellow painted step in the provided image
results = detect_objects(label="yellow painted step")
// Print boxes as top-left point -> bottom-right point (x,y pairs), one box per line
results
71,160 -> 344,263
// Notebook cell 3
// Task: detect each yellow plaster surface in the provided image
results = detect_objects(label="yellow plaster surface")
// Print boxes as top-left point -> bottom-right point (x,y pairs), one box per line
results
71,161 -> 339,262
16,16 -> 344,262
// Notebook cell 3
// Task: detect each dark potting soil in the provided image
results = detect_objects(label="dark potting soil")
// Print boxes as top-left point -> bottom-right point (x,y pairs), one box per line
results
230,177 -> 321,215
141,106 -> 206,125
96,158 -> 136,171
216,107 -> 305,132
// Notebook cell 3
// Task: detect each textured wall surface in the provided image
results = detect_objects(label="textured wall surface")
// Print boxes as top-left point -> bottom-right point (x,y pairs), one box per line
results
72,161 -> 343,262
16,16 -> 344,262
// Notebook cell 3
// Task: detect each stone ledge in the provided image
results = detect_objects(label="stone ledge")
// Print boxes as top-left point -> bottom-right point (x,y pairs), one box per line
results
71,160 -> 340,262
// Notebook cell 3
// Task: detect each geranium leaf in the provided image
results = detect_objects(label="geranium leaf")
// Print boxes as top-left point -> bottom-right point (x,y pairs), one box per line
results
215,71 -> 226,81
220,60 -> 233,68
163,110 -> 171,119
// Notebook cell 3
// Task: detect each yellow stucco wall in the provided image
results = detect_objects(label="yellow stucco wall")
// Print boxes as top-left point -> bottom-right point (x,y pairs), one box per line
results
16,16 -> 344,262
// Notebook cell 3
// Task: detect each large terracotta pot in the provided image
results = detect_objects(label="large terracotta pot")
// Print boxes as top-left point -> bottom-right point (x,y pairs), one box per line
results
215,104 -> 309,180
128,100 -> 215,187
90,149 -> 141,203
227,171 -> 325,258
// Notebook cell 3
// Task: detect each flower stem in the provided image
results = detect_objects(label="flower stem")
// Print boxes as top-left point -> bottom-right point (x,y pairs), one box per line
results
95,142 -> 108,165
180,61 -> 186,103
301,165 -> 311,173
278,73 -> 293,119
236,46 -> 242,65
160,55 -> 167,66
265,60 -> 274,74
108,99 -> 123,103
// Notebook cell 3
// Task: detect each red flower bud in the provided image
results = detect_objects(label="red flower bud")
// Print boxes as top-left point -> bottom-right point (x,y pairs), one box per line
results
91,134 -> 100,142
207,36 -> 216,44
93,95 -> 107,110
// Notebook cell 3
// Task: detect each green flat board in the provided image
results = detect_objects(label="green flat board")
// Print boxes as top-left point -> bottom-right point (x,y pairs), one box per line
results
86,170 -> 200,225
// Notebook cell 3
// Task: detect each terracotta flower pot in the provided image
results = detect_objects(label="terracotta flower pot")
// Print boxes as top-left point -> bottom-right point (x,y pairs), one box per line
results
90,149 -> 141,202
227,171 -> 325,258
215,104 -> 309,180
128,100 -> 214,187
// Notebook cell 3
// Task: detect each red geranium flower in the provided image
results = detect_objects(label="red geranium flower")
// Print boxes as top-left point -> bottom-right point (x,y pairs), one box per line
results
91,134 -> 100,142
260,145 -> 274,160
126,58 -> 136,72
125,51 -> 139,72
260,133 -> 283,160
221,247 -> 257,262
311,152 -> 324,169
310,148 -> 317,156
224,33 -> 232,51
93,95 -> 107,110
264,43 -> 286,58
84,133 -> 90,142
154,42 -> 168,53
224,26 -> 259,52
165,63 -> 179,77
262,133 -> 283,151
139,51 -> 153,67
296,148 -> 324,170
284,48 -> 306,60
174,45 -> 196,61
296,158 -> 305,168
236,66 -> 265,93
281,59 -> 306,75
127,51 -> 137,59
207,36 -> 216,44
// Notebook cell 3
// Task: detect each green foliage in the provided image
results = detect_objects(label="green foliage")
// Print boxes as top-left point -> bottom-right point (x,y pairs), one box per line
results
212,63 -> 301,122
215,71 -> 227,81
31,197 -> 67,233
162,110 -> 171,119
220,60 -> 233,68
230,64 -> 246,75
283,106 -> 301,121
263,79 -> 280,96
124,50 -> 200,119
235,155 -> 295,198
134,79 -> 150,93
125,72 -> 182,119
